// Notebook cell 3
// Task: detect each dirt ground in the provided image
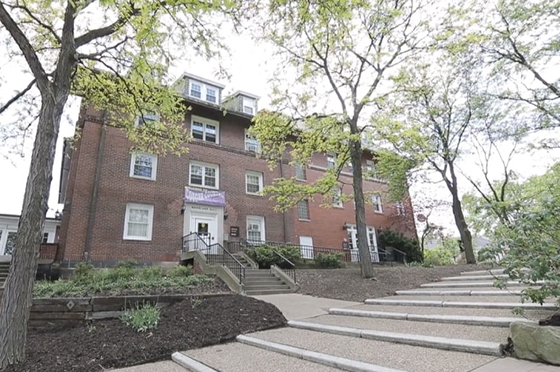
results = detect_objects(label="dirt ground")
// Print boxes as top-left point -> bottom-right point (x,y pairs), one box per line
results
297,264 -> 485,302
6,295 -> 286,372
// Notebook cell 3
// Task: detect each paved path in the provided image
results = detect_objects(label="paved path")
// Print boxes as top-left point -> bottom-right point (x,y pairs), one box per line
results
114,268 -> 560,371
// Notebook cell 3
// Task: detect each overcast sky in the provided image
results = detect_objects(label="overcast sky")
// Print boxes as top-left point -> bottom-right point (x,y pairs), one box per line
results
0,26 -> 558,236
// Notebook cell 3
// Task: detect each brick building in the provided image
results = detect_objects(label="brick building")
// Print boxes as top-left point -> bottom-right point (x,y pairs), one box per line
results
56,73 -> 417,265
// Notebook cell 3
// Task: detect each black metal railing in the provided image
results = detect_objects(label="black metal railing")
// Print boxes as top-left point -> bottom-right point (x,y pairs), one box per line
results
182,233 -> 245,284
272,249 -> 297,283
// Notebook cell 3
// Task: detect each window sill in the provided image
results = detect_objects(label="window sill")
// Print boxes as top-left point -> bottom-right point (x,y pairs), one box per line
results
295,178 -> 307,182
123,236 -> 152,241
188,183 -> 219,190
298,219 -> 311,222
192,138 -> 219,145
130,175 -> 156,181
332,205 -> 344,209
374,211 -> 384,214
246,192 -> 263,197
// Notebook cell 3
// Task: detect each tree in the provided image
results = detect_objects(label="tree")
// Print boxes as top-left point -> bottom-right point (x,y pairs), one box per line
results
473,163 -> 560,307
372,58 -> 483,264
251,0 -> 428,278
0,0 -> 240,367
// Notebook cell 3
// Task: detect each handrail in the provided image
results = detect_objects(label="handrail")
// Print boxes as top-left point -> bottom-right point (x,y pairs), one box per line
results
272,249 -> 296,283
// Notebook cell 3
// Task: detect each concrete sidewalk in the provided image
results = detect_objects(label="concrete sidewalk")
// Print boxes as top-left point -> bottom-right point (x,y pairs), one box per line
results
252,293 -> 360,320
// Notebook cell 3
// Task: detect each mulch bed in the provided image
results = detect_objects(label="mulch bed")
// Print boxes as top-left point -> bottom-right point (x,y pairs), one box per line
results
297,264 -> 486,302
6,295 -> 286,372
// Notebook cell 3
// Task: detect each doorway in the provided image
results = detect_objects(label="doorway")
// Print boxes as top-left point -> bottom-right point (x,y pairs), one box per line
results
299,236 -> 314,259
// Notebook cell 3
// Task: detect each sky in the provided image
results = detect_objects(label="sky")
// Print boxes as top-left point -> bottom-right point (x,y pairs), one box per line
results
0,16 -> 558,236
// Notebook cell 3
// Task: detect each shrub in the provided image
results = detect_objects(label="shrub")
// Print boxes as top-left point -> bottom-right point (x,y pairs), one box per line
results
378,229 -> 422,263
116,260 -> 138,269
121,303 -> 160,332
106,266 -> 136,281
139,266 -> 164,280
314,252 -> 345,268
246,244 -> 300,268
168,264 -> 193,278
423,245 -> 457,266
74,262 -> 94,281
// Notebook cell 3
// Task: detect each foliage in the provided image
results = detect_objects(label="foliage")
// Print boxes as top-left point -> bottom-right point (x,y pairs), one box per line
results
314,253 -> 345,269
378,229 -> 422,263
121,303 -> 160,332
74,262 -> 95,281
474,163 -> 560,305
168,265 -> 193,278
246,244 -> 300,269
116,260 -> 138,270
424,239 -> 460,266
34,266 -> 211,298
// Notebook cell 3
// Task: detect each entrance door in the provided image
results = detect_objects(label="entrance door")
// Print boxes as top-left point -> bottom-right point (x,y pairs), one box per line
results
299,236 -> 314,259
347,225 -> 379,262
191,216 -> 218,254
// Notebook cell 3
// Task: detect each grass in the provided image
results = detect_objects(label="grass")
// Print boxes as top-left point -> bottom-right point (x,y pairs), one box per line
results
34,263 -> 214,298
121,303 -> 161,332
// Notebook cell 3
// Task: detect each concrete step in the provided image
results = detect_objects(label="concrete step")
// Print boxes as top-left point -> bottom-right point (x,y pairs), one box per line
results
244,288 -> 295,296
349,304 -> 556,321
396,289 -> 523,296
247,327 -> 497,372
243,284 -> 291,290
441,274 -> 509,281
309,314 -> 509,341
179,342 -> 343,372
328,308 -> 531,327
380,294 -> 556,304
244,280 -> 284,286
364,298 -> 558,310
460,269 -> 506,276
421,281 -> 543,288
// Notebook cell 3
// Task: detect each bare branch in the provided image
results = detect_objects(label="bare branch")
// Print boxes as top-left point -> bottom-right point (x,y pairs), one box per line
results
0,79 -> 35,115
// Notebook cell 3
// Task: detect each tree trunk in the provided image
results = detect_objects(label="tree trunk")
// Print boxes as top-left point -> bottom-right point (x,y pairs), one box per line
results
0,89 -> 66,369
451,195 -> 476,264
349,138 -> 374,278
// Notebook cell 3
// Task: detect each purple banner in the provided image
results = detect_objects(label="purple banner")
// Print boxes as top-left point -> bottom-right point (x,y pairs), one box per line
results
184,187 -> 226,206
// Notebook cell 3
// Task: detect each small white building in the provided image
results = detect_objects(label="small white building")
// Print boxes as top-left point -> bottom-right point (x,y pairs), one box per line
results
0,214 -> 60,256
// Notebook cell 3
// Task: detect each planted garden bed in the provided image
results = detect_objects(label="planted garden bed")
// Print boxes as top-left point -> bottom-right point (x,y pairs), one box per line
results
6,295 -> 286,372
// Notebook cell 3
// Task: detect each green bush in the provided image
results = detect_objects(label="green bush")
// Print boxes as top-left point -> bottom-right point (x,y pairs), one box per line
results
139,266 -> 164,280
378,229 -> 422,263
168,265 -> 193,278
106,266 -> 136,281
246,244 -> 300,268
121,303 -> 160,332
423,246 -> 456,266
116,260 -> 138,269
314,252 -> 345,268
74,262 -> 94,281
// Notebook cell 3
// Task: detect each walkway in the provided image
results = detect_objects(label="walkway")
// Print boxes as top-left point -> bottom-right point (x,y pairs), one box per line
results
116,268 -> 560,371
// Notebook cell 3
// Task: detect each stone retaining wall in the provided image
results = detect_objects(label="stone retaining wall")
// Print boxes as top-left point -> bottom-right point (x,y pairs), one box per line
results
29,293 -> 226,328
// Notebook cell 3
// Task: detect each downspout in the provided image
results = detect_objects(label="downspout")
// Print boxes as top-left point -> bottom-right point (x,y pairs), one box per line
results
279,158 -> 288,243
83,122 -> 106,261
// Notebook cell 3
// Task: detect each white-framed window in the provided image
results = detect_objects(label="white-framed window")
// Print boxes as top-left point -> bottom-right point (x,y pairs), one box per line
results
123,203 -> 154,241
188,80 -> 220,104
332,187 -> 343,208
245,129 -> 261,153
395,201 -> 406,216
327,153 -> 336,168
42,232 -> 49,244
367,227 -> 378,249
295,163 -> 307,181
191,116 -> 219,143
189,161 -> 219,189
297,200 -> 310,220
372,194 -> 383,213
247,216 -> 265,242
135,113 -> 159,127
243,97 -> 256,115
130,152 -> 158,180
246,171 -> 263,195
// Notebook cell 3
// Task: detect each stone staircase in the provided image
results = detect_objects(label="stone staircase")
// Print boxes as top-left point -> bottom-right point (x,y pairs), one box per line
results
170,267 -> 560,372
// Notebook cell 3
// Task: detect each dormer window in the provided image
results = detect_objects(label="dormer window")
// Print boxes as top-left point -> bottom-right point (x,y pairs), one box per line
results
243,97 -> 256,115
135,113 -> 159,127
188,79 -> 219,104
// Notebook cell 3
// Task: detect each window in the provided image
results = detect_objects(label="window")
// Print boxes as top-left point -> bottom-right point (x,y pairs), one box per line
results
247,216 -> 265,242
246,171 -> 263,195
5,231 -> 16,255
188,80 -> 220,104
189,162 -> 219,189
130,152 -> 158,180
135,113 -> 159,127
365,160 -> 380,180
243,97 -> 256,115
395,201 -> 406,216
245,129 -> 261,153
206,87 -> 217,103
191,116 -> 219,143
297,200 -> 310,220
332,187 -> 343,208
372,194 -> 383,213
295,163 -> 307,181
327,153 -> 336,168
190,82 -> 202,98
124,203 -> 154,241
42,232 -> 49,244
367,227 -> 377,249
